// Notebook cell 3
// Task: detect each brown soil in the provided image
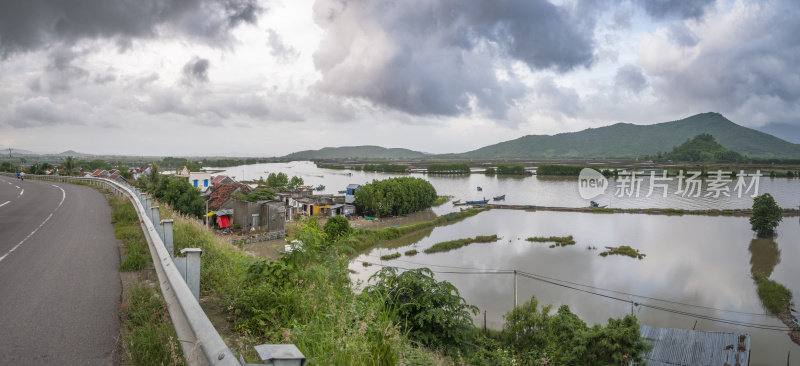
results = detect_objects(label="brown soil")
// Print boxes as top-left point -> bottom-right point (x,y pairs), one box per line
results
775,308 -> 800,345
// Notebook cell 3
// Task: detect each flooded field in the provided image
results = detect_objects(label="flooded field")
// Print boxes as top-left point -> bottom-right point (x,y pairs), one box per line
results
216,161 -> 800,364
350,210 -> 800,365
212,161 -> 800,210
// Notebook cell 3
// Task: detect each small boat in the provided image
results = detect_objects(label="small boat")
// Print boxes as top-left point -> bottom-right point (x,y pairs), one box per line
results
338,190 -> 347,194
590,200 -> 607,208
493,194 -> 505,201
315,184 -> 326,191
477,186 -> 483,191
452,199 -> 462,205
466,199 -> 489,205
364,216 -> 376,221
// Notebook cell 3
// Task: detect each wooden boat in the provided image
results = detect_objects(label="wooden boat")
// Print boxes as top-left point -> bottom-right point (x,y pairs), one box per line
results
466,199 -> 489,205
493,194 -> 505,201
315,184 -> 325,191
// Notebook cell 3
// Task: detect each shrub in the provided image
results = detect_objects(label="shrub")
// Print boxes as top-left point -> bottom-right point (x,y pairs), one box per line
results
366,267 -> 478,354
503,296 -> 649,365
324,215 -> 352,241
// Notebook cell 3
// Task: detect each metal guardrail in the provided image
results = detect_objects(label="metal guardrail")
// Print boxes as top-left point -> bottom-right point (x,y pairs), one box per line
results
4,173 -> 305,366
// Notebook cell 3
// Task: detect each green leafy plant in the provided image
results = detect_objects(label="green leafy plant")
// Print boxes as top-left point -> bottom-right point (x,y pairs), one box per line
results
750,193 -> 783,237
365,267 -> 478,354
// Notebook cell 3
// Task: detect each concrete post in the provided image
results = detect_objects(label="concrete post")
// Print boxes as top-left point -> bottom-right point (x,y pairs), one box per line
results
144,197 -> 151,221
253,344 -> 306,366
175,248 -> 202,300
161,219 -> 174,257
150,206 -> 161,238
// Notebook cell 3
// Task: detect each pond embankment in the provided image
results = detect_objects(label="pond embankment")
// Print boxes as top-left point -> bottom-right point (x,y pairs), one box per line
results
487,203 -> 800,217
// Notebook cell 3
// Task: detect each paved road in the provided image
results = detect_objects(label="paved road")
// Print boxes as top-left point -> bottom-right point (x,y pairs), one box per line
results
0,176 -> 120,365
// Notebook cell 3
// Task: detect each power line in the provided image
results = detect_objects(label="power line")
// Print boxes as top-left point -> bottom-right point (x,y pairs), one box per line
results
355,259 -> 792,332
362,254 -> 772,317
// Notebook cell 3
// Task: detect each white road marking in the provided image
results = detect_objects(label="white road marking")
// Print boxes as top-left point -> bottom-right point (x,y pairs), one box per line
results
18,189 -> 23,197
0,201 -> 8,207
0,185 -> 67,263
15,185 -> 20,189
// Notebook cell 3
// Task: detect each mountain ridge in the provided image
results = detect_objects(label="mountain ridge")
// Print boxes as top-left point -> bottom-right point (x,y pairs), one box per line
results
439,112 -> 800,159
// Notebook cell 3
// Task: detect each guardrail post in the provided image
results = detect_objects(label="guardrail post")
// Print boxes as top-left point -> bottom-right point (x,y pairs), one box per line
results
150,206 -> 161,236
144,197 -> 152,221
174,248 -> 202,300
251,344 -> 307,366
161,219 -> 174,257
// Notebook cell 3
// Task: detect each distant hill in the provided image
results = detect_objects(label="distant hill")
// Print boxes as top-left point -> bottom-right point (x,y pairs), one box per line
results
656,133 -> 743,162
441,113 -> 800,159
283,145 -> 428,160
757,122 -> 800,144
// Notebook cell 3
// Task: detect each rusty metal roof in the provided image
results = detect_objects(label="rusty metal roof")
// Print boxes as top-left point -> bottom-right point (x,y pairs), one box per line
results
638,325 -> 750,366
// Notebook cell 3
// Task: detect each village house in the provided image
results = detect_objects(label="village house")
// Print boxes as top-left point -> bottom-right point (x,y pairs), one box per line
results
293,194 -> 353,217
210,175 -> 235,186
132,165 -> 151,180
175,165 -> 212,192
345,184 -> 360,204
205,183 -> 251,229
232,200 -> 286,233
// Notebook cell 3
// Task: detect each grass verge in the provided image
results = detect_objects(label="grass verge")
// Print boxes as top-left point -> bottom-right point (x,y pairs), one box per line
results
119,285 -> 186,366
424,235 -> 499,254
110,197 -> 150,271
107,196 -> 183,365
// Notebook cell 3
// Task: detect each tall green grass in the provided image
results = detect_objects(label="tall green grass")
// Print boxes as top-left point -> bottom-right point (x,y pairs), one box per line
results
109,197 -> 149,271
120,285 -> 185,366
753,272 -> 792,314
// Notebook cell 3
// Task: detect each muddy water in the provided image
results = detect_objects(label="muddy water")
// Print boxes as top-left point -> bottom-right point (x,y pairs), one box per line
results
213,161 -> 800,210
349,210 -> 800,365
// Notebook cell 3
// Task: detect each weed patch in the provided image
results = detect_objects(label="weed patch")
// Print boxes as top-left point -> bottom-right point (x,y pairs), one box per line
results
424,235 -> 499,254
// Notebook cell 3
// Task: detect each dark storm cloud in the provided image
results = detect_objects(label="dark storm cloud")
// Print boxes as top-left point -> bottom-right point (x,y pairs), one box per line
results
312,0 -> 596,119
29,47 -> 90,93
0,0 -> 263,57
638,0 -> 714,19
182,56 -> 210,85
614,64 -> 648,93
644,0 -> 800,125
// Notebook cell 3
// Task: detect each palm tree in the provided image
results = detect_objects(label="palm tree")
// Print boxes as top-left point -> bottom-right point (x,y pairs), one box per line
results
63,156 -> 76,175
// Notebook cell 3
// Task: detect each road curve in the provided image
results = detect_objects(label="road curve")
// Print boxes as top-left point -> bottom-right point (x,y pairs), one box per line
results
0,176 -> 120,365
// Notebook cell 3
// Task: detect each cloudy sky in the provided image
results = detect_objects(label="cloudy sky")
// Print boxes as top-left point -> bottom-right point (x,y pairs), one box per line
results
0,0 -> 798,156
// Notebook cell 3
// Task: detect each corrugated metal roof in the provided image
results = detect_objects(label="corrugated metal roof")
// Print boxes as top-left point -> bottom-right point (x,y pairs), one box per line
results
637,325 -> 750,366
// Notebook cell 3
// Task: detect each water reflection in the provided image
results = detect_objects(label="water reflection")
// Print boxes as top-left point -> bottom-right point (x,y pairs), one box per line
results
749,238 -> 780,277
349,210 -> 800,365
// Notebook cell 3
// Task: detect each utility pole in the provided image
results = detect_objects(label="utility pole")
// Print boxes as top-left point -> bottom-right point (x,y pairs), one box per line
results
513,270 -> 518,309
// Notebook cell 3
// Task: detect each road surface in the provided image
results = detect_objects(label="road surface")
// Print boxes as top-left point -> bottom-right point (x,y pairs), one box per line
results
0,176 -> 120,365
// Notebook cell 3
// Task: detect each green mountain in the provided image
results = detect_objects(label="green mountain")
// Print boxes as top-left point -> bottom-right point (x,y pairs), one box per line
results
443,113 -> 800,159
283,145 -> 428,160
657,133 -> 743,162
